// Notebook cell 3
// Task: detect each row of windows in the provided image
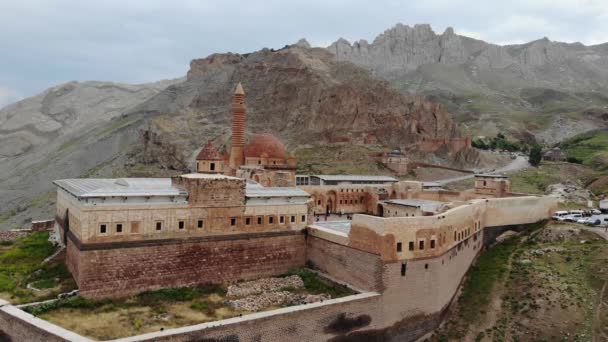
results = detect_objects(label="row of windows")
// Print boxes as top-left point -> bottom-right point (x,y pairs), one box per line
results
338,198 -> 364,205
396,223 -> 483,254
99,214 -> 307,235
340,188 -> 363,193
399,232 -> 482,277
396,238 -> 437,253
99,219 -> 205,235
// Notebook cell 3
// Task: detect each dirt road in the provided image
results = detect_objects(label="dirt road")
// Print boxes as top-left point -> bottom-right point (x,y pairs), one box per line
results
435,156 -> 529,185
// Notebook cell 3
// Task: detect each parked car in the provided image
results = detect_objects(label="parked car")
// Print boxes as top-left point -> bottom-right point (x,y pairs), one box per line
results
586,219 -> 602,226
577,218 -> 590,224
591,209 -> 602,215
552,211 -> 569,220
565,214 -> 583,222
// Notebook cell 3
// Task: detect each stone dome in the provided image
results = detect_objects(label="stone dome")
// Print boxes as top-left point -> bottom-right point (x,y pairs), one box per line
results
244,134 -> 287,159
196,141 -> 222,160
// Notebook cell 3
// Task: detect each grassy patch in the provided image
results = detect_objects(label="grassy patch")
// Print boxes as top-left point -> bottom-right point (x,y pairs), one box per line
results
295,144 -> 387,175
0,232 -> 75,303
458,238 -> 519,322
560,130 -> 608,171
284,268 -> 355,298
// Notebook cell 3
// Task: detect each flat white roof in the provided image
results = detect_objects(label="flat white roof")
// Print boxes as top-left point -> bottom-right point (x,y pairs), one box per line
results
312,175 -> 397,182
383,199 -> 446,212
179,173 -> 240,180
245,184 -> 310,198
54,178 -> 187,198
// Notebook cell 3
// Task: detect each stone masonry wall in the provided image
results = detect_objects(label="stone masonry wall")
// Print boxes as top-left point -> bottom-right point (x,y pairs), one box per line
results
306,235 -> 384,292
69,231 -> 306,298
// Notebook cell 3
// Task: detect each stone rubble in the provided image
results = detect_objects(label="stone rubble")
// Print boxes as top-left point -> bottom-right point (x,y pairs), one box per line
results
227,275 -> 304,297
226,275 -> 331,312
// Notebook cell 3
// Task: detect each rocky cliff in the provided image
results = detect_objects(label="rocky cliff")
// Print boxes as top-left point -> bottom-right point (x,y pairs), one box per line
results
327,24 -> 608,142
138,44 -> 460,170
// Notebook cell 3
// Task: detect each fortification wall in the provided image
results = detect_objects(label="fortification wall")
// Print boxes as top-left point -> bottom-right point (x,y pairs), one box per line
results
68,231 -> 306,298
306,235 -> 384,292
349,195 -> 556,262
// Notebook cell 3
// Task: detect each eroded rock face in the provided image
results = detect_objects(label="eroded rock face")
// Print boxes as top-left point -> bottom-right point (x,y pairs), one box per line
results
140,44 -> 460,170
326,23 -> 608,92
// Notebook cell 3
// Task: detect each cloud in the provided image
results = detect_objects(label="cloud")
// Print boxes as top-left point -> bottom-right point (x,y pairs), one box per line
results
0,0 -> 607,101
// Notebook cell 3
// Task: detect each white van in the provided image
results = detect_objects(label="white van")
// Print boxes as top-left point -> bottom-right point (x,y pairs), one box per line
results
552,211 -> 569,220
569,210 -> 584,215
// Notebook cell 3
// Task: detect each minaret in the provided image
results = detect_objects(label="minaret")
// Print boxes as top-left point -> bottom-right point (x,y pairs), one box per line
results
229,83 -> 246,172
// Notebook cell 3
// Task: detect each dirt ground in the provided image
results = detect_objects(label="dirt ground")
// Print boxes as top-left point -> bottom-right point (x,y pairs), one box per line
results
429,223 -> 608,342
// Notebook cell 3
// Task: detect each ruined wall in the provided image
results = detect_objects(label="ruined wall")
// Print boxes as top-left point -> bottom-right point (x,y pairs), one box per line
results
69,231 -> 306,298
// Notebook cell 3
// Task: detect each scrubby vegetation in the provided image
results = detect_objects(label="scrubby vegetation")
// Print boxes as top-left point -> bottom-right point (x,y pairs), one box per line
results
560,129 -> 608,171
432,223 -> 608,341
295,144 -> 387,175
473,133 -> 527,152
284,268 -> 354,298
0,232 -> 75,303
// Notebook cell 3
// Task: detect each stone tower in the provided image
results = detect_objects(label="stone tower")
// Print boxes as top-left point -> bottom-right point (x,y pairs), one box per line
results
229,83 -> 246,172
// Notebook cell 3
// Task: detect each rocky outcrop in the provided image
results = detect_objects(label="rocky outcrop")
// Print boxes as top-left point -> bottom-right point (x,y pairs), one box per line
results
139,44 -> 460,170
327,23 -> 608,92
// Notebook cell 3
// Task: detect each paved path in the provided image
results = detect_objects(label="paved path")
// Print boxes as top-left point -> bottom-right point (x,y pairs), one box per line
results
435,156 -> 530,185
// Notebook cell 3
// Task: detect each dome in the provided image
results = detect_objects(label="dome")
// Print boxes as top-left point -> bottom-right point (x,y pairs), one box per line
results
244,134 -> 287,159
196,141 -> 222,160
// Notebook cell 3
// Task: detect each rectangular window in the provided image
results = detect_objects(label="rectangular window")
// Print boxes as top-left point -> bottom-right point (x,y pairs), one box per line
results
317,200 -> 321,205
396,242 -> 402,252
301,215 -> 306,222
178,220 -> 185,230
131,221 -> 140,234
245,217 -> 251,225
257,216 -> 263,225
100,224 -> 107,234
269,216 -> 274,224
409,241 -> 414,251
430,239 -> 436,249
280,216 -> 285,224
419,240 -> 425,250
231,218 -> 237,226
116,223 -> 123,233
401,263 -> 407,276
197,219 -> 204,228
210,162 -> 215,171
155,221 -> 163,231
290,215 -> 296,223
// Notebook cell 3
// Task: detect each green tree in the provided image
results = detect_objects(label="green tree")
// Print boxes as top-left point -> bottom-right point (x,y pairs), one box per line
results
529,145 -> 542,167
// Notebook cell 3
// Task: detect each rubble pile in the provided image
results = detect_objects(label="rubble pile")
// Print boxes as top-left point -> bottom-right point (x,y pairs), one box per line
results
227,275 -> 331,312
227,275 -> 304,297
547,182 -> 593,204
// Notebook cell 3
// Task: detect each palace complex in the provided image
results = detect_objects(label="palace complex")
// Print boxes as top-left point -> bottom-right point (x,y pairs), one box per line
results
1,84 -> 557,342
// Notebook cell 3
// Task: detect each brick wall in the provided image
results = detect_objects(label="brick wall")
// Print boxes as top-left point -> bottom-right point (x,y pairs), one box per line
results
69,231 -> 306,298
306,236 -> 384,292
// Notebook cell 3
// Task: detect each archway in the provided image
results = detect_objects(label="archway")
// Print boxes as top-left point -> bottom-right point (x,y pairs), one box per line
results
377,204 -> 384,217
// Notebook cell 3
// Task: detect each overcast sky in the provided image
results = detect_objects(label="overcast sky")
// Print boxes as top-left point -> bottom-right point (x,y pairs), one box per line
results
1,0 -> 607,108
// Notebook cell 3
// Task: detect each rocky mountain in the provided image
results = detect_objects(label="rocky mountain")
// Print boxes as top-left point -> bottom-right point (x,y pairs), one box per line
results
0,79 -> 181,228
327,24 -> 608,143
138,44 -> 460,170
0,43 -> 461,230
